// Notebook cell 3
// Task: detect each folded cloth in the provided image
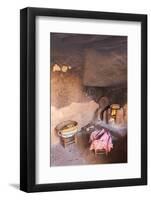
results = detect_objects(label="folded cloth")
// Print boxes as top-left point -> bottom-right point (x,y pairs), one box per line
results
89,128 -> 113,154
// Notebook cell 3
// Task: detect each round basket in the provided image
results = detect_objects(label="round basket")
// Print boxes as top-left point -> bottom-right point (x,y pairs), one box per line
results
55,120 -> 78,138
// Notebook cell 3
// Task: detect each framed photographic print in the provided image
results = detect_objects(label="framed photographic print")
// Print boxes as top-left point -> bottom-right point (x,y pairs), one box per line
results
20,7 -> 147,192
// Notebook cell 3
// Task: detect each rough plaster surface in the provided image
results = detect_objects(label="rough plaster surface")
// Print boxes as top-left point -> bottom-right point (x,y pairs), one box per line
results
83,48 -> 127,87
51,72 -> 89,108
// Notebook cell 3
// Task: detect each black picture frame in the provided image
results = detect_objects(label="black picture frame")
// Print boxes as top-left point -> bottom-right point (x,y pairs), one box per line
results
20,7 -> 147,193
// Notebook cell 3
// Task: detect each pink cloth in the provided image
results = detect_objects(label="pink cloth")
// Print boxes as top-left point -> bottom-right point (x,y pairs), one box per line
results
89,128 -> 113,154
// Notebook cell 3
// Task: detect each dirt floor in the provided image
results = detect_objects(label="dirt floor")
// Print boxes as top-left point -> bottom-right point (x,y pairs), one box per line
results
50,128 -> 127,167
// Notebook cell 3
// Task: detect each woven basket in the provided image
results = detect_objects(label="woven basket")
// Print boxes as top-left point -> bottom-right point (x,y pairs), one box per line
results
55,120 -> 78,138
